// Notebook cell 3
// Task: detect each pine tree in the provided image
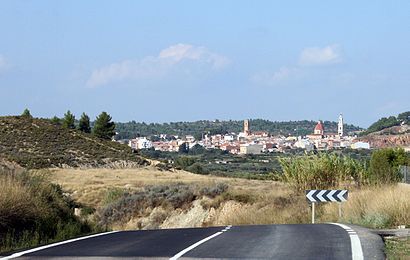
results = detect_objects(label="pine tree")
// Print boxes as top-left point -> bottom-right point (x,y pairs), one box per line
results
21,108 -> 32,118
78,112 -> 91,133
50,116 -> 61,125
93,112 -> 116,139
62,110 -> 75,129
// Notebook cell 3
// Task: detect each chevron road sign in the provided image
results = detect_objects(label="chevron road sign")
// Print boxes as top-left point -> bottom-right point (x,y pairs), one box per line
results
305,190 -> 349,224
305,190 -> 348,203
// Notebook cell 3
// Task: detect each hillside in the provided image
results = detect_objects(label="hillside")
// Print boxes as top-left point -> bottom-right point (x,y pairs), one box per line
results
0,116 -> 148,169
359,124 -> 410,149
115,119 -> 362,140
362,111 -> 409,135
358,111 -> 410,149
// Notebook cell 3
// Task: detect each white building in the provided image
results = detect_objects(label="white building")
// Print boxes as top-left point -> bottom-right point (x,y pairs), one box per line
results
351,141 -> 370,149
240,144 -> 263,154
129,137 -> 153,150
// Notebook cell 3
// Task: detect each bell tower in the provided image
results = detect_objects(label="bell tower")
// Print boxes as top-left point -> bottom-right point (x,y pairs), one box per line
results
338,114 -> 344,137
244,119 -> 250,136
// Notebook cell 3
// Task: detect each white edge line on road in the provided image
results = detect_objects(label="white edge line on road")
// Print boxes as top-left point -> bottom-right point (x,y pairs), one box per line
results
1,231 -> 119,259
170,226 -> 230,260
331,223 -> 364,260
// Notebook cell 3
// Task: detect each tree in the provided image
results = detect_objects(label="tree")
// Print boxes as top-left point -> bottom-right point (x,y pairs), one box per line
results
62,110 -> 75,129
369,148 -> 408,185
93,112 -> 116,139
178,142 -> 189,154
21,108 -> 32,118
78,112 -> 91,133
50,116 -> 61,125
397,111 -> 410,124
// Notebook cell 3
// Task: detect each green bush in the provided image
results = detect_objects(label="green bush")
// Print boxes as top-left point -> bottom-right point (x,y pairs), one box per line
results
368,148 -> 409,185
279,153 -> 368,192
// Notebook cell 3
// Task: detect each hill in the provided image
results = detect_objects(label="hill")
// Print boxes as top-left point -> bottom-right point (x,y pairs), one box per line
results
115,119 -> 362,140
0,116 -> 148,169
362,111 -> 410,135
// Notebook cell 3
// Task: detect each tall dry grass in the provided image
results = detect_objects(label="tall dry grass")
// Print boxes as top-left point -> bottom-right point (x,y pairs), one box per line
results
0,170 -> 94,253
320,184 -> 410,228
0,174 -> 44,230
222,184 -> 410,229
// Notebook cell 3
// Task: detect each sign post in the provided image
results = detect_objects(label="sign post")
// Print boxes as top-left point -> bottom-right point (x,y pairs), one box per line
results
311,202 -> 315,224
305,190 -> 348,224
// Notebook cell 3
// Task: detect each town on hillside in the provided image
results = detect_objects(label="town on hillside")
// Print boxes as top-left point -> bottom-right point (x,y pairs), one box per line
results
127,114 -> 371,154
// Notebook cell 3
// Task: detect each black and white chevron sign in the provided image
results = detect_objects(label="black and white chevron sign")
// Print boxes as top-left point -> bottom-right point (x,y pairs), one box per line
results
305,190 -> 348,202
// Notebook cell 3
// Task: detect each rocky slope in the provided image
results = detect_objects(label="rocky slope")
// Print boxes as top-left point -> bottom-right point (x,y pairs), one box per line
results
0,116 -> 149,169
359,124 -> 410,149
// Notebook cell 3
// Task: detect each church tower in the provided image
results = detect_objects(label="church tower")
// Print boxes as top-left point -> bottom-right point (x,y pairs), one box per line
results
338,114 -> 344,137
244,119 -> 250,136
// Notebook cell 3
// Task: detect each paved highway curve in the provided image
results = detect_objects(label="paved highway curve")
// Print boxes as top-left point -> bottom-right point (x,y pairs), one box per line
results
2,224 -> 364,259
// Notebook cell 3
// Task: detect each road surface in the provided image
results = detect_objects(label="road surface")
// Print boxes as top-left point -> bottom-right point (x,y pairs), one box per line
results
2,223 -> 373,259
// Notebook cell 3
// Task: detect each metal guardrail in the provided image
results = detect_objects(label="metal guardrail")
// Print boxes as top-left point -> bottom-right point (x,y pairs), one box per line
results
400,165 -> 410,184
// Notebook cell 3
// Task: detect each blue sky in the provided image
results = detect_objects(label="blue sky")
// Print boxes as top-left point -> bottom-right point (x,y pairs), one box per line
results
0,1 -> 409,127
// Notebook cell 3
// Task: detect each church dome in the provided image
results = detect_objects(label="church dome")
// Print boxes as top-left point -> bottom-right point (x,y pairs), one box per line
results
314,121 -> 324,135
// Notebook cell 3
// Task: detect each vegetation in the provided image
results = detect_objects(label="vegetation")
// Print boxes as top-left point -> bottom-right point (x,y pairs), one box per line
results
97,183 -> 228,229
0,116 -> 148,168
50,116 -> 61,125
51,167 -> 410,232
78,112 -> 91,133
362,111 -> 410,135
0,168 -> 95,253
279,148 -> 409,192
21,109 -> 32,118
384,237 -> 410,259
114,119 -> 362,140
93,112 -> 116,140
368,148 -> 409,185
279,153 -> 368,192
62,110 -> 76,129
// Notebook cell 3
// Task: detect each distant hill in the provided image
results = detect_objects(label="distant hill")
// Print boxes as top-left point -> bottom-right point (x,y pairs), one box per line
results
358,111 -> 410,149
0,116 -> 148,169
362,111 -> 410,135
115,119 -> 362,140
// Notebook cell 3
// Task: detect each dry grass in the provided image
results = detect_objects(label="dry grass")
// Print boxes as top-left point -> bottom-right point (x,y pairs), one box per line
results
320,184 -> 410,228
48,167 -> 283,208
48,167 -> 410,229
0,174 -> 43,229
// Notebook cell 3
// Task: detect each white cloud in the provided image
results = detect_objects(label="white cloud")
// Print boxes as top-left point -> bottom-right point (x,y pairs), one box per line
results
86,44 -> 230,87
251,67 -> 301,86
299,44 -> 342,66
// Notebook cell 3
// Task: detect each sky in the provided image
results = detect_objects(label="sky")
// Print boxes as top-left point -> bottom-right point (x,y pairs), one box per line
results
0,1 -> 409,127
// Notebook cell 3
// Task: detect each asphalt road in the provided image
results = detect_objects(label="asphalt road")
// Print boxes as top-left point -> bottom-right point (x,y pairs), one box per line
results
3,224 -> 366,259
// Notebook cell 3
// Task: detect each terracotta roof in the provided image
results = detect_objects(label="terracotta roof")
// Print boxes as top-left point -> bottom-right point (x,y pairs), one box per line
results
314,121 -> 324,131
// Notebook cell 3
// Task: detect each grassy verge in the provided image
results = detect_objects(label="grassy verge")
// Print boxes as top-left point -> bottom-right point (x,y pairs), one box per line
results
384,237 -> 410,259
0,169 -> 97,253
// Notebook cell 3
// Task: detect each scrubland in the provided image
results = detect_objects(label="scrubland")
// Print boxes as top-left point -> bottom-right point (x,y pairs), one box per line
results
48,166 -> 410,231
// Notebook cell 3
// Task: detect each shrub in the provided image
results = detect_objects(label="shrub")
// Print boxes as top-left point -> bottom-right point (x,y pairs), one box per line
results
0,169 -> 93,253
368,148 -> 409,185
97,183 -> 230,227
279,153 -> 367,192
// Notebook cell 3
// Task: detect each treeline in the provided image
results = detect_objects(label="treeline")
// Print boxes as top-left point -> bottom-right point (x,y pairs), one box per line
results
363,111 -> 410,135
22,109 -> 116,140
115,119 -> 362,140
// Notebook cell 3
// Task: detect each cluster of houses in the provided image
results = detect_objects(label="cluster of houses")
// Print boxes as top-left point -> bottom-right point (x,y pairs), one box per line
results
128,115 -> 370,154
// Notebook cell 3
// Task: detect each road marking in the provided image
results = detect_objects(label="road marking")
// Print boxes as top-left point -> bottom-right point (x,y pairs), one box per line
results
1,231 -> 119,259
170,226 -> 230,260
331,223 -> 364,260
